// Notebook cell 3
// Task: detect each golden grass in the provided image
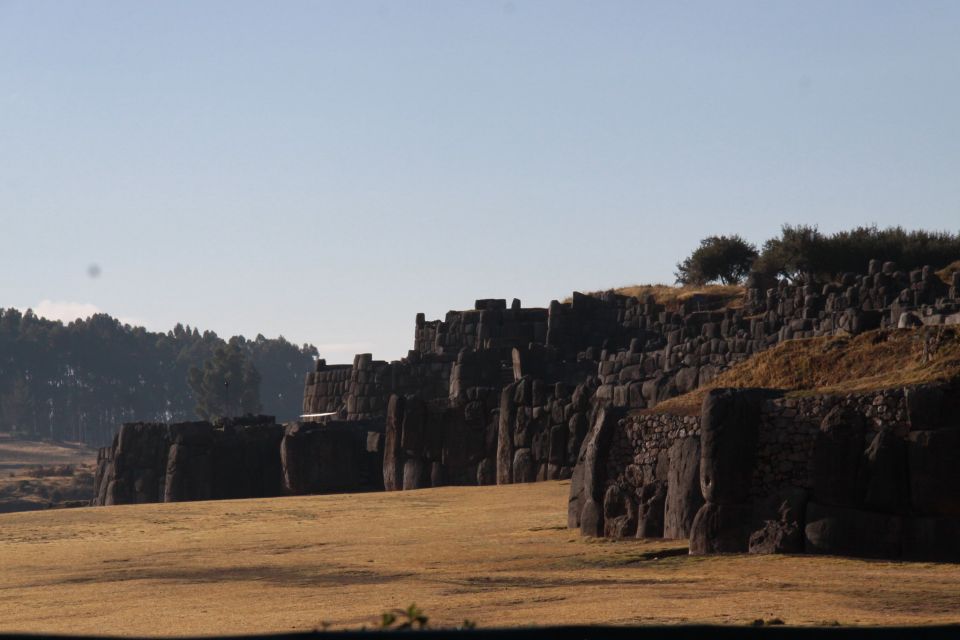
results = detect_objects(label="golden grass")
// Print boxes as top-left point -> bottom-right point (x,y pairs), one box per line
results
565,284 -> 744,310
936,260 -> 960,285
1,481 -> 959,635
0,437 -> 97,511
0,437 -> 96,474
655,327 -> 960,415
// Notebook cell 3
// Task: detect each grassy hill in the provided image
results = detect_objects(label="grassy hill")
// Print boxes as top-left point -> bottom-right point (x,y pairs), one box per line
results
655,326 -> 960,415
2,481 -> 959,634
568,284 -> 744,310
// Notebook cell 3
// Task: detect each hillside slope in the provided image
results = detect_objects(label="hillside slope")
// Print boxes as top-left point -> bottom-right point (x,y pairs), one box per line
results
655,326 -> 960,415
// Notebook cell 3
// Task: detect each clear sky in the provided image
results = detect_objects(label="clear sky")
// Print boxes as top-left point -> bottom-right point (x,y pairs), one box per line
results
1,0 -> 958,361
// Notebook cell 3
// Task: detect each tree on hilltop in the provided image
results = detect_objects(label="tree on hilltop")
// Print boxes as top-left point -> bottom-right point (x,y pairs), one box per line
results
675,235 -> 759,285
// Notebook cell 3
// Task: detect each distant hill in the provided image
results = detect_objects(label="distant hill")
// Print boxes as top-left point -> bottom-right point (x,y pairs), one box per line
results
0,435 -> 97,513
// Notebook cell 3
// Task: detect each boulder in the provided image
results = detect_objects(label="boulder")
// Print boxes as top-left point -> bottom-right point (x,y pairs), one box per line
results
748,487 -> 808,554
804,502 -> 902,558
513,448 -> 535,483
908,429 -> 960,516
402,457 -> 426,490
642,375 -> 674,408
579,498 -> 603,538
688,502 -> 753,554
603,484 -> 638,539
476,458 -> 496,486
673,367 -> 699,395
635,481 -> 667,538
664,437 -> 703,539
749,520 -> 802,554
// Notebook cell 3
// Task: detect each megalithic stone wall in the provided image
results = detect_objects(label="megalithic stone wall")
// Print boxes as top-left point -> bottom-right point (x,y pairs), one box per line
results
576,381 -> 960,562
92,415 -> 384,506
304,259 -> 960,495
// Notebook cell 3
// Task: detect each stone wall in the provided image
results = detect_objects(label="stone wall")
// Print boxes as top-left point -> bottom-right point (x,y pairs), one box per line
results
576,382 -> 960,562
305,259 -> 960,496
568,409 -> 704,540
751,390 -> 909,500
92,415 -> 383,506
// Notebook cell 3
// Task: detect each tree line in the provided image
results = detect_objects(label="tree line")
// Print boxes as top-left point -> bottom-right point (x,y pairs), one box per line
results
0,309 -> 317,446
675,225 -> 960,286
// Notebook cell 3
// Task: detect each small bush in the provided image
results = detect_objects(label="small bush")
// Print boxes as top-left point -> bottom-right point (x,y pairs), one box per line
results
378,604 -> 429,630
26,465 -> 75,478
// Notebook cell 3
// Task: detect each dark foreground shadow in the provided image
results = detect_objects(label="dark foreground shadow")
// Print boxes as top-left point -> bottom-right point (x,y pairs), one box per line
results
4,626 -> 960,640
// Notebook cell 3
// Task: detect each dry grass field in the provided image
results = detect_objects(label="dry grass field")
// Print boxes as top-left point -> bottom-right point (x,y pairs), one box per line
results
0,435 -> 97,513
1,480 -> 959,635
566,284 -> 745,311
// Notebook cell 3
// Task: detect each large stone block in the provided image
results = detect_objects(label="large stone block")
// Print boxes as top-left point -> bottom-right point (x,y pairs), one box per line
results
402,457 -> 427,490
603,484 -> 638,539
163,441 -> 214,502
476,458 -> 496,486
383,394 -> 405,491
513,448 -> 535,483
700,389 -> 770,505
804,502 -> 902,559
861,428 -> 908,513
664,437 -> 703,539
636,480 -> 666,538
569,407 -> 621,537
400,395 -> 427,454
688,501 -> 753,554
908,429 -> 960,516
813,405 -> 866,507
496,383 -> 517,485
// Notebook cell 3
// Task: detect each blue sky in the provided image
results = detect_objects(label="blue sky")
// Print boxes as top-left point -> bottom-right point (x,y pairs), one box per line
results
1,0 -> 958,360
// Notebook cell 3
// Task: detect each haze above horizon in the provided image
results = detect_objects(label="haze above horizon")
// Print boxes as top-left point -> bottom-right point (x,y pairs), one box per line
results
2,0 -> 958,361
